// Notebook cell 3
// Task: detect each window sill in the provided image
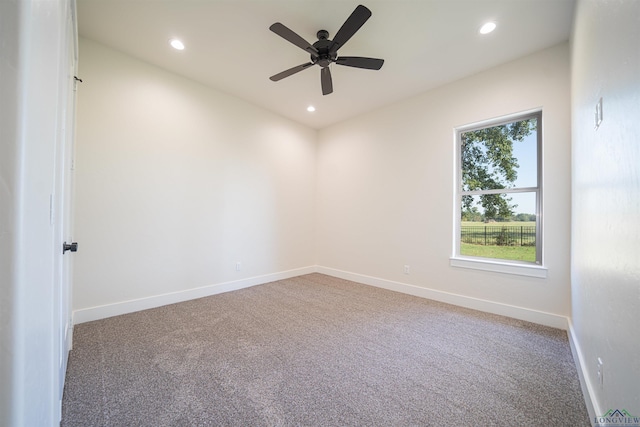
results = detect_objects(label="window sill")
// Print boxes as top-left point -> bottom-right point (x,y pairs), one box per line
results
450,257 -> 547,278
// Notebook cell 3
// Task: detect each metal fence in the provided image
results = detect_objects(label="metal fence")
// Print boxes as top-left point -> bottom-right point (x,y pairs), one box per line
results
461,225 -> 536,247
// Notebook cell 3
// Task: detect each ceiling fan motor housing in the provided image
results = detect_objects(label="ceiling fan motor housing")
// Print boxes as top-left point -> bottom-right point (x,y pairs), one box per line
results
312,30 -> 336,68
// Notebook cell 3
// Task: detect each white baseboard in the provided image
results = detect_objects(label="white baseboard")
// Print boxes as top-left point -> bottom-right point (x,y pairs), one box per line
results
72,266 -> 316,324
316,266 -> 569,330
568,319 -> 598,425
66,323 -> 73,352
74,264 -> 569,330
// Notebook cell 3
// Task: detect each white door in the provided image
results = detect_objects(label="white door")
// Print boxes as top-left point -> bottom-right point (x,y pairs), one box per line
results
54,1 -> 78,419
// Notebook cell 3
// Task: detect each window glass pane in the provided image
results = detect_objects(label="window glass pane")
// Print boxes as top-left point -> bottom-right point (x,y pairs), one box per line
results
461,118 -> 537,191
460,193 -> 537,263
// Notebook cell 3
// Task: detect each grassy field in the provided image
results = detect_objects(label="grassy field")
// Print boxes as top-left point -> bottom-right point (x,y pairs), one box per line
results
460,243 -> 536,262
460,221 -> 537,262
461,221 -> 536,227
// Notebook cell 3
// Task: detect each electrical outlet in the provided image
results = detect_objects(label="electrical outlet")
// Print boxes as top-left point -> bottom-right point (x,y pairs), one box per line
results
597,357 -> 604,388
403,265 -> 410,274
235,262 -> 242,271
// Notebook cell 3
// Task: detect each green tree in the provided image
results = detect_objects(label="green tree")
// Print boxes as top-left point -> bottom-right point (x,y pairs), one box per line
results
461,119 -> 535,220
513,212 -> 536,222
461,206 -> 484,222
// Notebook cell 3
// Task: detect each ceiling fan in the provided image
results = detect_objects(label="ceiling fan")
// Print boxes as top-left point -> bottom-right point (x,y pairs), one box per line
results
269,4 -> 384,95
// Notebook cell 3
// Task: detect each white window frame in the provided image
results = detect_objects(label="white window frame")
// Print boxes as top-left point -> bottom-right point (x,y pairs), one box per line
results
450,110 -> 547,278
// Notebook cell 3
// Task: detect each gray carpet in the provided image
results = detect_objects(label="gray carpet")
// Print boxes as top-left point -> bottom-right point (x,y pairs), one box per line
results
61,273 -> 590,426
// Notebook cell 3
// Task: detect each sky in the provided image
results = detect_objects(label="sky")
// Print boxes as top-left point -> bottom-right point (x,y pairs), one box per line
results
509,131 -> 538,215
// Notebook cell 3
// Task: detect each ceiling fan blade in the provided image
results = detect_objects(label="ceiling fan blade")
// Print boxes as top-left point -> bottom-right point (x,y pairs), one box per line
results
269,23 -> 319,57
336,56 -> 384,70
270,62 -> 315,81
321,67 -> 333,95
329,5 -> 372,54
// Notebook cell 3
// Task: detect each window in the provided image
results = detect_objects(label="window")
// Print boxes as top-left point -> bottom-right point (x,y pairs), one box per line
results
452,111 -> 544,276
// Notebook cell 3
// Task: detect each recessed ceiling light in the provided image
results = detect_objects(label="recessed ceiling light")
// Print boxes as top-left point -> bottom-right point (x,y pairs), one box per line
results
307,106 -> 316,112
170,39 -> 185,50
479,22 -> 497,35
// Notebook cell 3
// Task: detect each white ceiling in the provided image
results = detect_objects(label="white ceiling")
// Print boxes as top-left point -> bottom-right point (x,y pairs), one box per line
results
77,0 -> 575,129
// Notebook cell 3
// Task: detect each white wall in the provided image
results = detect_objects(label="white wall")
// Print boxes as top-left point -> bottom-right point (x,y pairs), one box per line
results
317,43 -> 572,326
1,0 -> 73,425
0,0 -> 21,423
73,39 -> 317,318
571,0 -> 640,419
